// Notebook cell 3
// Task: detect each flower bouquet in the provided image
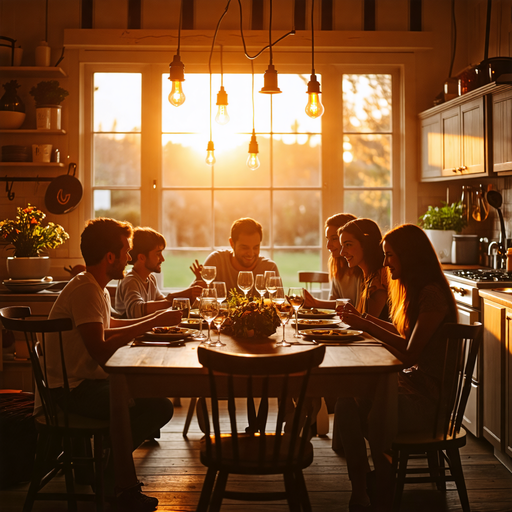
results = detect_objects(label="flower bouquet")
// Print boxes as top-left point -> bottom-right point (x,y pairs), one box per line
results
225,290 -> 281,338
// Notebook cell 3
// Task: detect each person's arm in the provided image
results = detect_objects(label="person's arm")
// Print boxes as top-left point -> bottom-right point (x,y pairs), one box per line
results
302,289 -> 336,309
166,285 -> 204,302
79,308 -> 182,366
366,288 -> 388,318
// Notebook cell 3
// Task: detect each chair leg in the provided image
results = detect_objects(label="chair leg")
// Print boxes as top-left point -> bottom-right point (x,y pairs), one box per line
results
446,448 -> 470,512
210,470 -> 228,512
427,450 -> 442,490
23,431 -> 51,512
294,469 -> 312,512
62,435 -> 78,512
283,471 -> 301,512
196,467 -> 217,512
392,449 -> 409,512
437,449 -> 447,491
183,398 -> 198,437
93,434 -> 105,512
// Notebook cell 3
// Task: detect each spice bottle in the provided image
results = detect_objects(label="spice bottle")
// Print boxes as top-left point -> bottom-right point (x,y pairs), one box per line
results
507,248 -> 512,271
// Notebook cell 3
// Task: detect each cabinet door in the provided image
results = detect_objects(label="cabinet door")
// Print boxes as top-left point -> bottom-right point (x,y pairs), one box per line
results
483,299 -> 505,449
461,97 -> 485,175
441,106 -> 461,176
493,90 -> 512,173
506,310 -> 512,458
420,114 -> 442,180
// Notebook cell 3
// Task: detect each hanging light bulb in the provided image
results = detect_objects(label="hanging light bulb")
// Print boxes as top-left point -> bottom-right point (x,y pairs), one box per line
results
305,74 -> 324,118
246,131 -> 260,171
215,86 -> 230,125
259,0 -> 282,95
168,54 -> 186,107
205,140 -> 216,165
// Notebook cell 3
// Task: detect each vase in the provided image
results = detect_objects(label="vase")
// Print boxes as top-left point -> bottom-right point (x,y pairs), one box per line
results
425,229 -> 456,263
36,105 -> 61,130
6,256 -> 51,280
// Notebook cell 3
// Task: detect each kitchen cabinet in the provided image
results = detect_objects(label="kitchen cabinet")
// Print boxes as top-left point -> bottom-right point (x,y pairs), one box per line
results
493,87 -> 512,173
420,113 -> 442,179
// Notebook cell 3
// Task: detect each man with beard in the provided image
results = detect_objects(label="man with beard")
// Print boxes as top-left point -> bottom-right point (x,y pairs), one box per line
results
46,218 -> 181,511
193,217 -> 280,297
115,227 -> 203,318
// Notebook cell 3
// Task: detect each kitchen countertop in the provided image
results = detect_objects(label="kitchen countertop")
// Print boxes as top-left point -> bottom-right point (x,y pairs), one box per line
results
479,289 -> 512,308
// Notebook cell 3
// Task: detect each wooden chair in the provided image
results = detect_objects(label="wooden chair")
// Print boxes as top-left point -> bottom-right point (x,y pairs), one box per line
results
298,271 -> 329,298
0,306 -> 110,512
391,322 -> 483,512
195,344 -> 326,512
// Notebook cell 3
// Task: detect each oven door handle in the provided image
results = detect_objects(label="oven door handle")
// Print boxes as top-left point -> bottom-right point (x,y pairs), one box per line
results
450,285 -> 468,296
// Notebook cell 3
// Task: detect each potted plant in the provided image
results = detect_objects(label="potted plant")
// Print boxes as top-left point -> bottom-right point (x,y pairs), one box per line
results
419,201 -> 467,263
0,204 -> 69,279
0,80 -> 25,129
29,80 -> 68,130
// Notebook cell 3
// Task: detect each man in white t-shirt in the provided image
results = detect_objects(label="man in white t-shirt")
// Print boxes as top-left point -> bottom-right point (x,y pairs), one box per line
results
47,218 -> 181,512
191,217 -> 280,297
116,227 -> 203,318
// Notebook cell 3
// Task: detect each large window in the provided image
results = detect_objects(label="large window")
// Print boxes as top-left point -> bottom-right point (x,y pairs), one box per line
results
88,67 -> 396,289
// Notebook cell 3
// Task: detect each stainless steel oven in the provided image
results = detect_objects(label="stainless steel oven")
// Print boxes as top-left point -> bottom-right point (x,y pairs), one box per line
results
444,269 -> 512,437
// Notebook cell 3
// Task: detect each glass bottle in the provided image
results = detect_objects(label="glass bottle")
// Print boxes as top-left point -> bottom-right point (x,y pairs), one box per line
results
471,184 -> 489,222
460,185 -> 472,224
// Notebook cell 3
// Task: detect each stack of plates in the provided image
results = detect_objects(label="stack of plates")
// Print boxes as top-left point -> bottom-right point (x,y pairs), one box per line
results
2,145 -> 31,162
2,278 -> 53,293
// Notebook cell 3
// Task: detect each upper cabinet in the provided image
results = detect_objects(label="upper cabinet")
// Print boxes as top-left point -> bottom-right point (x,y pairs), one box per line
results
419,83 -> 512,181
493,88 -> 512,173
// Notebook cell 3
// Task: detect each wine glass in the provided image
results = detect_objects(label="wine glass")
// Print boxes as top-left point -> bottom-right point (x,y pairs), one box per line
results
267,276 -> 282,302
254,274 -> 266,303
237,271 -> 254,299
212,281 -> 227,305
273,287 -> 292,347
201,266 -> 216,288
264,270 -> 276,298
211,303 -> 230,347
287,287 -> 305,338
195,288 -> 217,340
199,296 -> 219,345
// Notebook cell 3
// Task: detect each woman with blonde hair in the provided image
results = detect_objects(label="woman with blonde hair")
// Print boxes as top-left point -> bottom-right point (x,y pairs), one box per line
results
336,224 -> 457,511
303,213 -> 362,308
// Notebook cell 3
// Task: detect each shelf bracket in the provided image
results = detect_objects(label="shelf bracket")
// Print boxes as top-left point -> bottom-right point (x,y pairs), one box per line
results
1,176 -> 54,201
5,180 -> 14,201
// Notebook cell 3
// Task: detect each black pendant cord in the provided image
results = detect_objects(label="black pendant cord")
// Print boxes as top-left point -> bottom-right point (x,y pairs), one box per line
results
177,0 -> 182,56
448,0 -> 457,78
251,60 -> 255,132
45,0 -> 49,42
269,0 -> 273,65
311,0 -> 315,74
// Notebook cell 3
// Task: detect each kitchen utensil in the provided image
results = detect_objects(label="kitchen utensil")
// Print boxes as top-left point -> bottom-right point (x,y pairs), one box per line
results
486,190 -> 508,255
44,163 -> 83,214
471,184 -> 489,221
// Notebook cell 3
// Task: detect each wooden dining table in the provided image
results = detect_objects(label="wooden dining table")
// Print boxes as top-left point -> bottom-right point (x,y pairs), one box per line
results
105,324 -> 404,491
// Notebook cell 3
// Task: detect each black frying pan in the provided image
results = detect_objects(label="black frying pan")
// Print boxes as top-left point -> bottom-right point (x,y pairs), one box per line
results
45,163 -> 83,214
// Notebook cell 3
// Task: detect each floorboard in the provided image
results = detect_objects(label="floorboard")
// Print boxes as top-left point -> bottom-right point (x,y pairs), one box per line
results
1,398 -> 512,511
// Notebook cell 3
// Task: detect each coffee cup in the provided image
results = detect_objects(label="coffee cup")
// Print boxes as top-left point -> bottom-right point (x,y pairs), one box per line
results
32,144 -> 52,163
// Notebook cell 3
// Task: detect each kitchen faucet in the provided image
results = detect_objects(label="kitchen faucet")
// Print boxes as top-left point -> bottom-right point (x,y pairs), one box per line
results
488,240 -> 505,269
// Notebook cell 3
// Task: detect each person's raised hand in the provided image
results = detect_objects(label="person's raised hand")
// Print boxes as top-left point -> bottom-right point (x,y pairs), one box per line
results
190,259 -> 203,280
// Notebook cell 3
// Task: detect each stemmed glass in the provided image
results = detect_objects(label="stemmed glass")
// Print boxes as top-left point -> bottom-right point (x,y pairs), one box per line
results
211,303 -> 230,347
199,296 -> 219,345
267,276 -> 282,302
273,287 -> 292,347
287,287 -> 305,338
212,282 -> 227,305
264,271 -> 276,300
201,266 -> 216,288
195,288 -> 217,340
172,298 -> 190,319
237,271 -> 254,299
254,274 -> 266,303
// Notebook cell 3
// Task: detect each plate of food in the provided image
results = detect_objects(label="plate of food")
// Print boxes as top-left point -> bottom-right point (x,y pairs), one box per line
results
2,278 -> 54,294
291,318 -> 340,329
135,326 -> 195,342
180,318 -> 207,329
300,328 -> 364,341
298,308 -> 337,319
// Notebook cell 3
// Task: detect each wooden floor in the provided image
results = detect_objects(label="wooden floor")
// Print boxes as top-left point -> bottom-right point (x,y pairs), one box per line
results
2,398 -> 512,511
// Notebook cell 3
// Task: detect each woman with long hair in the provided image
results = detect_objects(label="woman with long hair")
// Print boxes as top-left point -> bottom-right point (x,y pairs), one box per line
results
303,213 -> 362,308
336,224 -> 457,511
338,218 -> 388,318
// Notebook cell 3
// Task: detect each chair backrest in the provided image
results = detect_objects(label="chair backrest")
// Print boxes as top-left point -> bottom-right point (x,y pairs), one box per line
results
434,322 -> 483,440
197,345 -> 325,467
298,271 -> 330,294
0,306 -> 73,428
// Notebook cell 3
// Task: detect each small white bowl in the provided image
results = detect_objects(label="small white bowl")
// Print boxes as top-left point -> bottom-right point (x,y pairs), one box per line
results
0,111 -> 26,129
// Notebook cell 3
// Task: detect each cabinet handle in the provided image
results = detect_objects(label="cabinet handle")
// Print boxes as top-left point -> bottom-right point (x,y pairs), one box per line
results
452,168 -> 459,173
450,285 -> 467,296
460,165 -> 468,172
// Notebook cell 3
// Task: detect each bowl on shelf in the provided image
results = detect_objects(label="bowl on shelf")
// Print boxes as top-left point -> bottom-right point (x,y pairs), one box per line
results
0,111 -> 26,129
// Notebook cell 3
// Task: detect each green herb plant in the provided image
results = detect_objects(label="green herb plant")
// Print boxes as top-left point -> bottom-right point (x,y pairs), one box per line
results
29,80 -> 69,106
418,200 -> 467,232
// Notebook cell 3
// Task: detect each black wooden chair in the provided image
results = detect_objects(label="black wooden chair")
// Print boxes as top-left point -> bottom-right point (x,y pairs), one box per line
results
195,344 -> 325,512
391,322 -> 483,512
0,306 -> 110,512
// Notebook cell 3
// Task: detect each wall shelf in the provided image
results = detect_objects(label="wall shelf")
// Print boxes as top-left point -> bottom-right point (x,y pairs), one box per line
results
0,129 -> 66,135
0,162 -> 64,167
0,66 -> 67,78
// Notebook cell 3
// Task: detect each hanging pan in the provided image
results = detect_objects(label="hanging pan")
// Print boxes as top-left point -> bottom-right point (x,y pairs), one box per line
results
45,162 -> 83,214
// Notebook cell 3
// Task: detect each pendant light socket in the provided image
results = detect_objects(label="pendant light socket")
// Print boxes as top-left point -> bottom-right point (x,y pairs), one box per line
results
248,132 -> 259,154
260,64 -> 282,94
307,74 -> 321,94
216,86 -> 228,106
169,54 -> 185,82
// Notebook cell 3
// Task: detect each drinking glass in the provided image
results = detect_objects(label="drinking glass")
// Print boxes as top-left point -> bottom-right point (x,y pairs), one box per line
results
199,296 -> 219,345
211,303 -> 230,347
195,288 -> 217,340
201,266 -> 216,288
254,274 -> 266,303
212,281 -> 227,304
237,271 -> 254,299
264,270 -> 276,299
287,287 -> 305,338
172,298 -> 190,319
273,288 -> 292,347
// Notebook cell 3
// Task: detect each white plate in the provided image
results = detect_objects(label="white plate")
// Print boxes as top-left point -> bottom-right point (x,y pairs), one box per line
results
291,319 -> 340,329
2,279 -> 53,293
300,328 -> 364,341
298,308 -> 337,319
135,327 -> 195,342
180,318 -> 207,329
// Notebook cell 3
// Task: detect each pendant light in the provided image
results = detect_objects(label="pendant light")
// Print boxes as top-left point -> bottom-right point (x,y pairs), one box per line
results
247,61 -> 260,171
260,0 -> 282,95
205,71 -> 216,165
305,0 -> 324,118
215,46 -> 230,125
168,0 -> 186,107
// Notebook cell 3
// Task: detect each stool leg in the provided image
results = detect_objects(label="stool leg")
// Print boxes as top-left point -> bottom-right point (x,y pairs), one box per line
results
183,398 -> 197,437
